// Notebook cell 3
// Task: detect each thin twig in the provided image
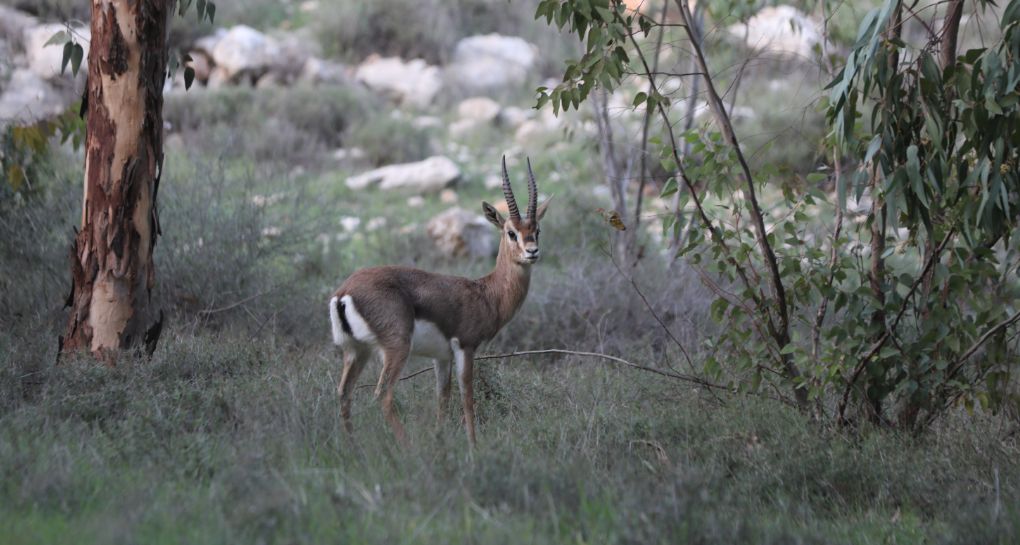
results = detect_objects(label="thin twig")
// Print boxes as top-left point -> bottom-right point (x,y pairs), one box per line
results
633,0 -> 669,247
197,289 -> 271,315
674,0 -> 804,406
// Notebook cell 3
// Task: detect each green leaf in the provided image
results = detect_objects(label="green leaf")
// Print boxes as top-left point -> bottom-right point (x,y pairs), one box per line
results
60,41 -> 73,75
44,30 -> 69,47
632,91 -> 647,107
206,2 -> 216,23
806,172 -> 827,184
70,44 -> 84,76
660,177 -> 678,198
709,298 -> 729,322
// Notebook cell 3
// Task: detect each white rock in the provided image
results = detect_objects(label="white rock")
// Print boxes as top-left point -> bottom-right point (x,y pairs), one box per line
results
186,51 -> 213,84
194,28 -> 227,57
483,174 -> 502,190
0,69 -> 67,124
366,217 -> 387,231
728,6 -> 823,59
514,110 -> 565,145
355,56 -> 442,108
332,147 -> 366,161
346,156 -> 460,193
407,195 -> 425,208
412,115 -> 442,130
269,30 -> 317,81
0,6 -> 37,49
206,66 -> 231,89
426,207 -> 495,258
299,57 -> 351,85
439,188 -> 459,204
340,216 -> 361,232
457,96 -> 501,122
211,25 -> 280,79
446,34 -> 538,94
251,193 -> 285,207
449,118 -> 483,138
23,23 -> 90,80
500,106 -> 532,128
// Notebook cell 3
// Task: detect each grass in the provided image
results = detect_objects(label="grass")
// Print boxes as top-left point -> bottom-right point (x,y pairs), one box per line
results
3,5 -> 1020,542
1,330 -> 1018,544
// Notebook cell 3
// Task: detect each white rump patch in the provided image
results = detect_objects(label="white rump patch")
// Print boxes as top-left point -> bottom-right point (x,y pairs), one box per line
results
340,295 -> 376,342
328,296 -> 344,345
411,319 -> 451,359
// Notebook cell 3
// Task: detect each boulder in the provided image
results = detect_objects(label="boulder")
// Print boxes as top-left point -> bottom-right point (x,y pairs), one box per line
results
450,96 -> 502,137
210,25 -> 280,79
346,156 -> 460,193
513,108 -> 562,145
354,56 -> 442,108
728,6 -> 823,59
186,51 -> 213,85
299,57 -> 352,85
446,34 -> 537,94
268,30 -> 317,83
206,66 -> 232,89
439,188 -> 459,204
193,28 -> 227,57
457,96 -> 501,123
0,6 -> 37,49
23,23 -> 90,80
500,106 -> 532,129
0,69 -> 67,124
426,207 -> 495,258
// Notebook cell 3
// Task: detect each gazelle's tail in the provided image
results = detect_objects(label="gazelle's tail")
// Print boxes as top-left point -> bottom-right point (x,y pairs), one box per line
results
328,295 -> 348,345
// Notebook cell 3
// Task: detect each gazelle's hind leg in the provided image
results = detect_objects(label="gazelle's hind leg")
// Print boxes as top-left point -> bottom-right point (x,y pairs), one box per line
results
452,338 -> 477,447
337,345 -> 371,434
434,357 -> 453,425
376,344 -> 411,446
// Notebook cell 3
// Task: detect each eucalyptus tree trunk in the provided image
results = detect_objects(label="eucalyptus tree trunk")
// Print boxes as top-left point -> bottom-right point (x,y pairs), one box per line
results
61,0 -> 169,360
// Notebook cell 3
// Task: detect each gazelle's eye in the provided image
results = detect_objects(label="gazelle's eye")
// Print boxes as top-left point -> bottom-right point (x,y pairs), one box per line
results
507,231 -> 517,241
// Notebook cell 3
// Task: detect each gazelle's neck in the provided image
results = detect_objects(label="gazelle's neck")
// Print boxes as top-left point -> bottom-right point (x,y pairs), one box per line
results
479,237 -> 531,328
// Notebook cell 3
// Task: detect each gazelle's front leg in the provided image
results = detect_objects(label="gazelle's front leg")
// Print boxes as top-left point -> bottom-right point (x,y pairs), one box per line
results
451,338 -> 476,446
434,357 -> 453,425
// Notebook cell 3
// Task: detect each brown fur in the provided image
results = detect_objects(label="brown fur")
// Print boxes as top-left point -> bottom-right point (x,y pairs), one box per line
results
331,186 -> 550,446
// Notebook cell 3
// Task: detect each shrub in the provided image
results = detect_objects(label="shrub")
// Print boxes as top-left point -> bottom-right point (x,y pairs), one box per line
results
345,115 -> 435,167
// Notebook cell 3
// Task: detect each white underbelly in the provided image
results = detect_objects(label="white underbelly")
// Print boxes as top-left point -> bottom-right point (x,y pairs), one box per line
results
410,319 -> 452,359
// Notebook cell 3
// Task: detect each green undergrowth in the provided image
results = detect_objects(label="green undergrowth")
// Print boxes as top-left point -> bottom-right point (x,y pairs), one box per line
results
1,331 -> 1018,544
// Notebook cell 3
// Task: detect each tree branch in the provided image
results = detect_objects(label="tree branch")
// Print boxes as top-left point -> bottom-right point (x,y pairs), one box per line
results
673,0 -> 804,406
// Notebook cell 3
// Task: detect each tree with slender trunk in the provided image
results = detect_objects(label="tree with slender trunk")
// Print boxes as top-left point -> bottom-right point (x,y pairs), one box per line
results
61,1 -> 173,360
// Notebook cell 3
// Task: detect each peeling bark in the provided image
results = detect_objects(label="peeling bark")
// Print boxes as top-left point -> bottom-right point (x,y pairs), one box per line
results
62,0 -> 169,361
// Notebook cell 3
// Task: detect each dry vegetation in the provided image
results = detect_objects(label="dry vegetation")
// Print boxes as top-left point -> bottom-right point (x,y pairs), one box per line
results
2,0 -> 1020,543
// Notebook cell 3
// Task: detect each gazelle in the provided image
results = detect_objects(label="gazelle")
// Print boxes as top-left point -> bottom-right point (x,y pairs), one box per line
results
328,156 -> 550,446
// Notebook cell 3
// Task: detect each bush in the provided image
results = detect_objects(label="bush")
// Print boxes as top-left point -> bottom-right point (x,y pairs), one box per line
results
315,0 -> 458,64
164,84 -> 379,162
345,115 -> 435,167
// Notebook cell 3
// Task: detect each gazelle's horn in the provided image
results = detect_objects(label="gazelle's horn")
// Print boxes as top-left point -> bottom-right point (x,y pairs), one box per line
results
502,155 -> 521,221
526,157 -> 538,220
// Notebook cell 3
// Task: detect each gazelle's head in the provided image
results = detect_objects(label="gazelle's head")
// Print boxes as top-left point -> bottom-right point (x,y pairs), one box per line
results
482,156 -> 551,265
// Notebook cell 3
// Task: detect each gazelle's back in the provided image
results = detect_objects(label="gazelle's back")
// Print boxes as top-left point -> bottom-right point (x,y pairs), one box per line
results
334,266 -> 496,349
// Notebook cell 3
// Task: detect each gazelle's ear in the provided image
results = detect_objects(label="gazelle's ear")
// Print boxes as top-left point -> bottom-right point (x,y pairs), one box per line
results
535,196 -> 552,221
482,201 -> 505,228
